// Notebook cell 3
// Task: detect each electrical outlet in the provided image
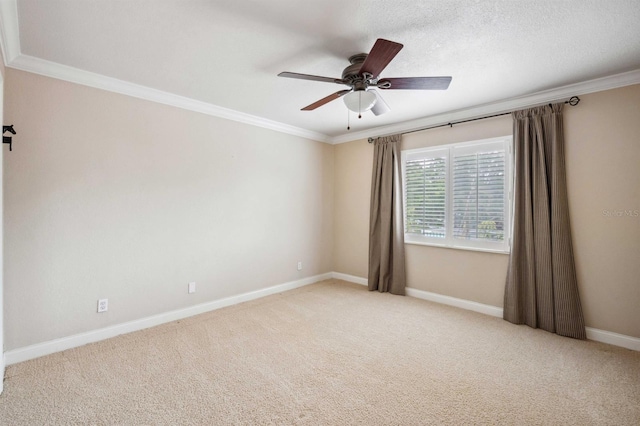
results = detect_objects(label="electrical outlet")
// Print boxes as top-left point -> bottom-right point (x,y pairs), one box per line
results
97,298 -> 108,313
297,261 -> 303,271
188,282 -> 196,294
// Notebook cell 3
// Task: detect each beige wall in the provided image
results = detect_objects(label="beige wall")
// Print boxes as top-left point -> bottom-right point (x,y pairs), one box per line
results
564,85 -> 640,338
3,69 -> 334,350
0,49 -> 5,387
3,63 -> 639,352
332,140 -> 372,278
334,86 -> 640,338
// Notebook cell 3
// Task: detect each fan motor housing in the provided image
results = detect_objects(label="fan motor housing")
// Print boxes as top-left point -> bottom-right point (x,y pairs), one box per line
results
342,53 -> 368,82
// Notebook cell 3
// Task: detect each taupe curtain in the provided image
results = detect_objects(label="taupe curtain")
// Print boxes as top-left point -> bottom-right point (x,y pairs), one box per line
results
504,103 -> 586,339
368,134 -> 406,295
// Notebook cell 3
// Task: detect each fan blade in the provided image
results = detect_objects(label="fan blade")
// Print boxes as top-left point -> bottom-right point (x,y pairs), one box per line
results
302,89 -> 351,111
359,39 -> 403,78
377,76 -> 452,90
278,71 -> 344,85
370,90 -> 390,116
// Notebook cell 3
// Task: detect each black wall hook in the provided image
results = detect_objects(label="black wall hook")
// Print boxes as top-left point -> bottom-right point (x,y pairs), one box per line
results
3,125 -> 16,151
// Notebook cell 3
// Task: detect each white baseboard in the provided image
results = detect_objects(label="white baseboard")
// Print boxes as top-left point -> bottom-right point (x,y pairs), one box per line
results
4,273 -> 332,366
405,287 -> 504,318
331,272 -> 368,286
332,272 -> 640,351
331,272 -> 502,317
6,272 -> 638,366
585,327 -> 640,351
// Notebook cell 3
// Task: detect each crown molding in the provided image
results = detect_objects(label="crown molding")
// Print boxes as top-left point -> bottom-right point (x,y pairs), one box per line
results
8,54 -> 330,142
6,56 -> 639,148
329,68 -> 640,144
2,0 -> 639,146
0,0 -> 20,65
0,0 -> 330,142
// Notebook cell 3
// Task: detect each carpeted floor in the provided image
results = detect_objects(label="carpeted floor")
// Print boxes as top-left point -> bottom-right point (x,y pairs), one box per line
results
1,279 -> 639,425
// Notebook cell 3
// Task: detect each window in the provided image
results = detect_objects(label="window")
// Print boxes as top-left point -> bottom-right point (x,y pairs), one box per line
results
402,136 -> 512,253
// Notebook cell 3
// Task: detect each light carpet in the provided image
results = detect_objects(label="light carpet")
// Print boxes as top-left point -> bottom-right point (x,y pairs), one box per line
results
1,279 -> 639,425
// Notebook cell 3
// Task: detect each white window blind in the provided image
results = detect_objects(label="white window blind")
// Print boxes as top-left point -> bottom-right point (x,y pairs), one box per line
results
402,137 -> 512,253
405,150 -> 447,238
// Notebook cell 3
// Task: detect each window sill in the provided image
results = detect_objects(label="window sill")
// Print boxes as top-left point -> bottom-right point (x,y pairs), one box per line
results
404,239 -> 510,255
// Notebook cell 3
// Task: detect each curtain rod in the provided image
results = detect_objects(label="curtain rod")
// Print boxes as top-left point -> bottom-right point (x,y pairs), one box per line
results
368,96 -> 580,143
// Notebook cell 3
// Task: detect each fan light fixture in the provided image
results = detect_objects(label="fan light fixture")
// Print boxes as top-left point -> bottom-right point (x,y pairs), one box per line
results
343,90 -> 377,115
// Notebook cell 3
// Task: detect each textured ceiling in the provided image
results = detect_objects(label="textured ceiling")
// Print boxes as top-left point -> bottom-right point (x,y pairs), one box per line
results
9,0 -> 640,139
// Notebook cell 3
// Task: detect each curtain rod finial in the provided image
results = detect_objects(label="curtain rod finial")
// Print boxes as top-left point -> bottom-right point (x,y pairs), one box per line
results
568,96 -> 580,106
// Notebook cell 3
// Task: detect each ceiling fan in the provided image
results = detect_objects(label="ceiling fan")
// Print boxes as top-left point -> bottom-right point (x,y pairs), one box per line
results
278,38 -> 452,118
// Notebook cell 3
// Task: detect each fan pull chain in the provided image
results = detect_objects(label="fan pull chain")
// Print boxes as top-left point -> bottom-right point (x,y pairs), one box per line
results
347,109 -> 350,130
358,91 -> 362,119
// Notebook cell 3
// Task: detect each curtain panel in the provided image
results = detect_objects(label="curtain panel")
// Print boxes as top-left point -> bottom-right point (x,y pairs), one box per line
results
504,103 -> 586,339
368,134 -> 406,295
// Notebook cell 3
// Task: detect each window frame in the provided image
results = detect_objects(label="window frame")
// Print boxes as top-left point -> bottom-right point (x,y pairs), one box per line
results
401,136 -> 513,254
